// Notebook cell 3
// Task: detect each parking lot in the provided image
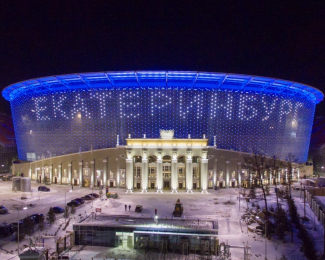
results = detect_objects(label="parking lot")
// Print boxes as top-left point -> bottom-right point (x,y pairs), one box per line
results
0,180 -> 321,259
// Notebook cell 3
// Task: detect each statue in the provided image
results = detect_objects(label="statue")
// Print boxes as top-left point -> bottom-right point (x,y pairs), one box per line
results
160,129 -> 174,139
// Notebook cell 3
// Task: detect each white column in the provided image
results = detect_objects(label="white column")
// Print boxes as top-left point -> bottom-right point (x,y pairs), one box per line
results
58,164 -> 62,185
237,162 -> 242,187
171,159 -> 178,193
213,159 -> 218,187
297,168 -> 300,181
156,159 -> 163,193
41,167 -> 45,184
141,158 -> 148,193
226,161 -> 230,188
78,162 -> 83,187
186,159 -> 193,193
126,158 -> 133,193
49,166 -> 53,184
103,159 -> 107,187
28,164 -> 31,178
90,160 -> 95,188
269,168 -> 272,185
200,158 -> 208,193
116,158 -> 120,188
68,163 -> 72,185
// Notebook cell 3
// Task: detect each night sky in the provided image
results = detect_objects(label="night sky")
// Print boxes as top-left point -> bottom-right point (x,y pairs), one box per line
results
1,2 -> 325,116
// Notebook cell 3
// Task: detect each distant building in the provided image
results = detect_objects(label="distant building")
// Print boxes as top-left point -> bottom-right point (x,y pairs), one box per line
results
309,116 -> 325,176
0,113 -> 17,174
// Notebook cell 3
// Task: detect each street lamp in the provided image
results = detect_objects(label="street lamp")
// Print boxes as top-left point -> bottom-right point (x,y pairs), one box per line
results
17,206 -> 27,255
91,185 -> 94,210
65,190 -> 72,224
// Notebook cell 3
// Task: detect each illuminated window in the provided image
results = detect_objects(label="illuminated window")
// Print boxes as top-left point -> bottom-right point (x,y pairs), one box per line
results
135,167 -> 141,178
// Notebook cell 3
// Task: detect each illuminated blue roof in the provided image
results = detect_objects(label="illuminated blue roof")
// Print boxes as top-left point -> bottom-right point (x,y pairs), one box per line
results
2,71 -> 323,103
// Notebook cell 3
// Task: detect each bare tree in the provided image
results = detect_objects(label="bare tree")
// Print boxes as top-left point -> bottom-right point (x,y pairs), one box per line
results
244,152 -> 270,217
269,155 -> 282,211
284,153 -> 297,199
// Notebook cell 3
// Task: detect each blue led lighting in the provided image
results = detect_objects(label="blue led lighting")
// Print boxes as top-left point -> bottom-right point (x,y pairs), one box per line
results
2,71 -> 323,163
2,71 -> 324,103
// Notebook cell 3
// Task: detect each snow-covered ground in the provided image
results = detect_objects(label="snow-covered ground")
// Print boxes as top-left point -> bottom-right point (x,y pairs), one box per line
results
0,180 -> 323,259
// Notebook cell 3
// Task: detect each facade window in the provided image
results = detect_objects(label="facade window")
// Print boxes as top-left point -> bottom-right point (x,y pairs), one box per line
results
178,156 -> 185,163
178,167 -> 185,176
163,164 -> 171,178
208,170 -> 213,178
232,171 -> 235,178
110,171 -> 114,178
54,169 -> 58,176
193,167 -> 198,178
163,165 -> 171,172
149,166 -> 156,177
136,167 -> 141,177
64,169 -> 67,177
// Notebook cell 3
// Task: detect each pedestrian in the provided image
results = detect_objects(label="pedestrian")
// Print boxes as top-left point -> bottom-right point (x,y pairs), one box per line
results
71,184 -> 73,190
125,204 -> 127,211
129,205 -> 131,211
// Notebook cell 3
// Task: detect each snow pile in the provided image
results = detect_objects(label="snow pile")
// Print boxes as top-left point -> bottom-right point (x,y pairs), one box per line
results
107,198 -> 123,208
98,198 -> 123,209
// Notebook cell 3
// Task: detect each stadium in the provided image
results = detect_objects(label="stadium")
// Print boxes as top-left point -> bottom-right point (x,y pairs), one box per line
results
2,71 -> 323,191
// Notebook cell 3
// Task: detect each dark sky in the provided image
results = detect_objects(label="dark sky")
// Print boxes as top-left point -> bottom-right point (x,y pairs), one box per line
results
1,1 -> 325,116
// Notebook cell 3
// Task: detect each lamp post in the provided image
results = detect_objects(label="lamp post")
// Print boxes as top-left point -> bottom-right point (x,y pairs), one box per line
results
303,185 -> 306,219
65,190 -> 72,224
264,220 -> 268,260
17,206 -> 27,255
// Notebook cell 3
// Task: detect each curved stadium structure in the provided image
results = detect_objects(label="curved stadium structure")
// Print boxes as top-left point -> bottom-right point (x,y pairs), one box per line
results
2,71 -> 323,163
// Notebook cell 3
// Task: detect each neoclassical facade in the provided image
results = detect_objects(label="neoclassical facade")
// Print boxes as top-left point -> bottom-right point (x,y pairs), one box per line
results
125,131 -> 210,193
13,131 -> 311,192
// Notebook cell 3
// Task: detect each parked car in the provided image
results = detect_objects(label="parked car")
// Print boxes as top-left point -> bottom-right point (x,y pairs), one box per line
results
0,223 -> 14,237
135,205 -> 143,212
24,215 -> 36,224
12,220 -> 25,229
30,214 -> 44,223
81,195 -> 93,200
74,198 -> 85,204
38,186 -> 50,192
67,200 -> 81,207
0,205 -> 8,214
88,193 -> 100,198
53,207 -> 64,213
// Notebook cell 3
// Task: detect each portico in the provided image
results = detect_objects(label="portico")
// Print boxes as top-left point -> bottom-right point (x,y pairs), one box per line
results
125,130 -> 209,193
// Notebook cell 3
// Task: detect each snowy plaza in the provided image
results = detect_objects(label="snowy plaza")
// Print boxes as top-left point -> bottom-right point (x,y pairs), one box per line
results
0,180 -> 323,260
